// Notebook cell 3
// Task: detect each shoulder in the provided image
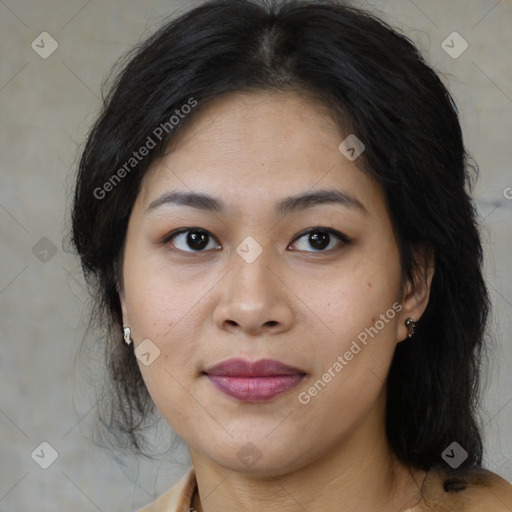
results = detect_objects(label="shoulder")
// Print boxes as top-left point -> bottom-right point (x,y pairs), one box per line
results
420,465 -> 512,511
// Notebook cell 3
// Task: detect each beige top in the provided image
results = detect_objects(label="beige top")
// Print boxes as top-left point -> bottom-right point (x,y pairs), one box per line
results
135,467 -> 197,512
136,465 -> 512,512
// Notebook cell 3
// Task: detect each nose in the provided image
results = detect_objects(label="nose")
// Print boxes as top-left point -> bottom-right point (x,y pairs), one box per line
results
213,249 -> 294,337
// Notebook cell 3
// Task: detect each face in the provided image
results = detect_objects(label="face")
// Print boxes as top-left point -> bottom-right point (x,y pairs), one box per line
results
119,90 -> 425,476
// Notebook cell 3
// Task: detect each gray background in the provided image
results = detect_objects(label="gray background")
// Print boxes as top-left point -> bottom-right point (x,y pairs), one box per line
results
0,0 -> 511,510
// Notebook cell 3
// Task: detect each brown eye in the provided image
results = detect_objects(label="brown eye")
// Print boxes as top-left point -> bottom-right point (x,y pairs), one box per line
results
289,228 -> 350,253
164,228 -> 221,252
162,226 -> 350,254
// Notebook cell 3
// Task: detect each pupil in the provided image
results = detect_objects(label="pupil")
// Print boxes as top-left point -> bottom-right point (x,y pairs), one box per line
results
310,232 -> 329,250
188,230 -> 208,250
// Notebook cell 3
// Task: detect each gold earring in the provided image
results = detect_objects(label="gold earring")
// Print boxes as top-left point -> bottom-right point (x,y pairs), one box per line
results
405,317 -> 416,338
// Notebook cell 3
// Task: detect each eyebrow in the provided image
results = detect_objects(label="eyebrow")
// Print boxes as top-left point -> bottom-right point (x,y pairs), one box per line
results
146,188 -> 367,216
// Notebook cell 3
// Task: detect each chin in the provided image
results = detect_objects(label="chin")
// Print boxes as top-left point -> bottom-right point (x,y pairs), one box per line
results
201,437 -> 311,477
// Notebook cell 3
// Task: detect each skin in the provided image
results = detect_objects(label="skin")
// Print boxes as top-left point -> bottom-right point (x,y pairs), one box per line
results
119,90 -> 435,512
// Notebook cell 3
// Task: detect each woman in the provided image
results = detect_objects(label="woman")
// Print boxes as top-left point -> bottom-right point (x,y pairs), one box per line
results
69,0 -> 512,510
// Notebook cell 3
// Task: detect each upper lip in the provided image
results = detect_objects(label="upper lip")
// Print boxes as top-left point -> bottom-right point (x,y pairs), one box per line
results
204,358 -> 307,377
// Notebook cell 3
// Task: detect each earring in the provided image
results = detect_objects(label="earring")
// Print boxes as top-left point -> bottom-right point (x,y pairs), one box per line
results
123,325 -> 133,346
405,317 -> 416,338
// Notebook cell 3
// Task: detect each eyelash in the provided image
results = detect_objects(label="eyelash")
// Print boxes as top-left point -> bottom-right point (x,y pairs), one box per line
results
160,227 -> 351,255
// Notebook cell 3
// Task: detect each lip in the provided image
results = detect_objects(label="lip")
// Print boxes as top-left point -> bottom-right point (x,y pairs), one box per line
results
204,358 -> 307,402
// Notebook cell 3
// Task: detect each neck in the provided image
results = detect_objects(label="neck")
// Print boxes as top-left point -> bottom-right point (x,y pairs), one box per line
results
189,392 -> 425,512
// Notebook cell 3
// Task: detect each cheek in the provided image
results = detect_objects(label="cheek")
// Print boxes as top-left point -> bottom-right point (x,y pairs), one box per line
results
139,360 -> 205,439
315,255 -> 401,339
306,250 -> 402,397
122,251 -> 209,399
299,279 -> 401,424
123,246 -> 208,337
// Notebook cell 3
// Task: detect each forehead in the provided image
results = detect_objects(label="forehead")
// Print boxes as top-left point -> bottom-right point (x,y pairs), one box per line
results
136,90 -> 385,217
166,89 -> 344,153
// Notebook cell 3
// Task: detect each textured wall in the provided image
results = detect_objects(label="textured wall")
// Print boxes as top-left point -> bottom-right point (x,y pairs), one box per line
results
0,0 -> 511,510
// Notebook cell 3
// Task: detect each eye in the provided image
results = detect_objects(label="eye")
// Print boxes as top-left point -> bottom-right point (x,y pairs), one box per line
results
288,227 -> 350,253
163,228 -> 221,253
162,226 -> 350,254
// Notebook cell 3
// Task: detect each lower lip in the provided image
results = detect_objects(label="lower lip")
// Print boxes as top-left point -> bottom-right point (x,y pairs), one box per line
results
207,374 -> 306,402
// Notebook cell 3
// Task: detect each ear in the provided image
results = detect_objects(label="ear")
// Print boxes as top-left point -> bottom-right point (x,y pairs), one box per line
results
114,256 -> 130,326
396,243 -> 435,343
119,285 -> 129,326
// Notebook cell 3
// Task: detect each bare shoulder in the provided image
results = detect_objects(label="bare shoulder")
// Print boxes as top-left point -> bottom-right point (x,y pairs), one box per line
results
420,466 -> 512,511
458,468 -> 512,511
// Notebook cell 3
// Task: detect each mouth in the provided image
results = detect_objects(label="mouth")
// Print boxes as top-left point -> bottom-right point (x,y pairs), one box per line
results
203,358 -> 307,402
